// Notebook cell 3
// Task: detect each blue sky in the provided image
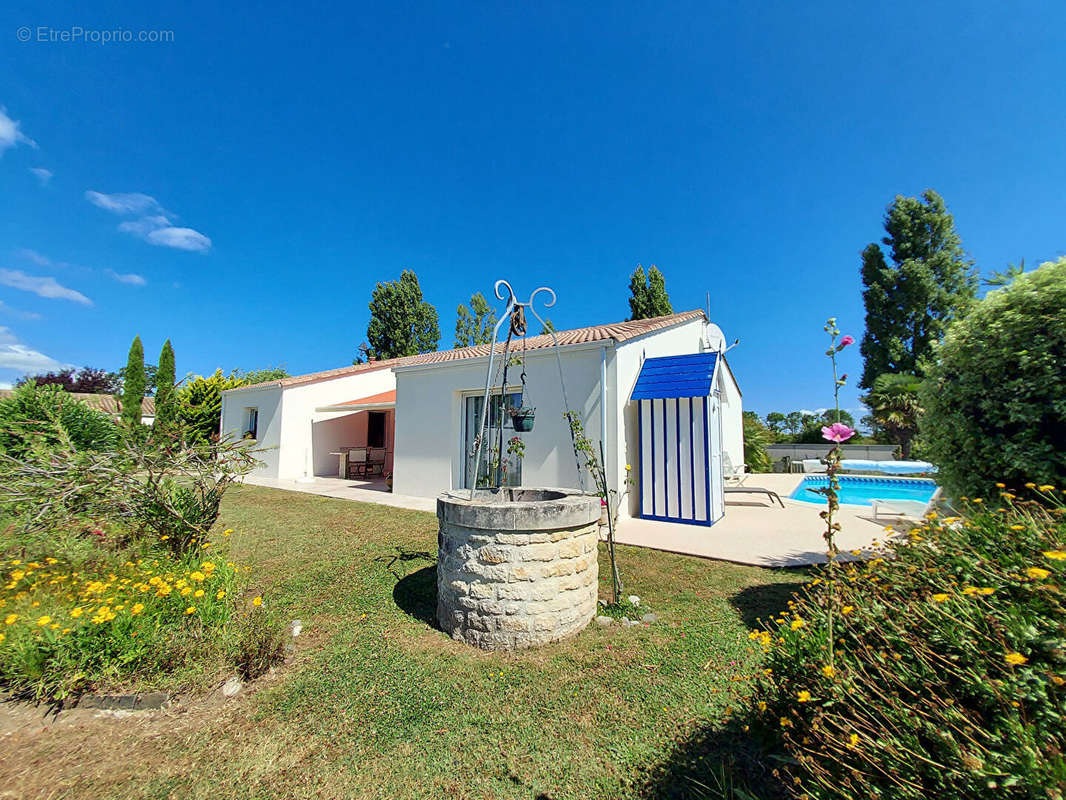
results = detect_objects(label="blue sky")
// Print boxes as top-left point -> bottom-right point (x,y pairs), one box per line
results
1,1 -> 1063,417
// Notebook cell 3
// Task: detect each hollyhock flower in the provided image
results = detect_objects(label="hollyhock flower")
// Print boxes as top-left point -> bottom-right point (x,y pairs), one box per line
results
839,334 -> 854,348
821,422 -> 855,443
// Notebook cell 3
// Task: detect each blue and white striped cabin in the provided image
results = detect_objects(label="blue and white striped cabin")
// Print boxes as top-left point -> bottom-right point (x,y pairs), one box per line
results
632,353 -> 725,526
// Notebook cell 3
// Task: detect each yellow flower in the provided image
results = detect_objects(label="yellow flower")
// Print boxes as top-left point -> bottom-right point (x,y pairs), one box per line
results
779,717 -> 791,727
190,571 -> 206,582
70,607 -> 83,618
0,633 -> 4,644
797,690 -> 811,702
821,665 -> 835,678
1004,652 -> 1028,666
252,596 -> 263,607
841,606 -> 854,615
185,606 -> 196,615
4,614 -> 16,625
971,498 -> 983,504
1043,550 -> 1066,561
36,615 -> 51,626
1010,524 -> 1025,531
1025,483 -> 1036,489
131,603 -> 145,615
931,593 -> 949,603
180,587 -> 192,596
995,482 -> 1006,488
757,701 -> 767,711
1038,485 -> 1055,492
216,590 -> 226,599
790,619 -> 805,631
1026,567 -> 1051,580
194,589 -> 205,598
625,464 -> 631,471
976,587 -> 995,595
223,529 -> 233,536
847,733 -> 860,749
962,586 -> 979,595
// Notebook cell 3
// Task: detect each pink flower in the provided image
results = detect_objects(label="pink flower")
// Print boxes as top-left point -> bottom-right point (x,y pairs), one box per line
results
838,335 -> 854,348
822,422 -> 855,443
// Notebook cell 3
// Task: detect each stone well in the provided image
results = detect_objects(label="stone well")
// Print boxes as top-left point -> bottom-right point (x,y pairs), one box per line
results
436,487 -> 601,650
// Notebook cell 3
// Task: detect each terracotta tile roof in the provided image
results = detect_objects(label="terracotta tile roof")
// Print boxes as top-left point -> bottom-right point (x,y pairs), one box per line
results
228,309 -> 705,392
0,390 -> 155,417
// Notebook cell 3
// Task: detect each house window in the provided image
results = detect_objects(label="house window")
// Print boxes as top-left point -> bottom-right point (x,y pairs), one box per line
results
462,392 -> 523,488
244,407 -> 258,440
367,411 -> 387,448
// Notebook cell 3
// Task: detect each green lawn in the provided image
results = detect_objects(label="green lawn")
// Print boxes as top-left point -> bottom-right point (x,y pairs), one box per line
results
16,485 -> 805,799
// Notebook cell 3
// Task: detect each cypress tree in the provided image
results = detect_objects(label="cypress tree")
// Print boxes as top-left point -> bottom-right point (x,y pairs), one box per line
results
628,265 -> 674,320
120,336 -> 146,429
155,339 -> 176,431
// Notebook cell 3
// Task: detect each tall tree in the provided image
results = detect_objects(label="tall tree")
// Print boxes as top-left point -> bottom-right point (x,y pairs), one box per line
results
365,270 -> 440,360
859,190 -> 977,388
154,339 -> 177,431
120,336 -> 146,428
627,265 -> 673,320
16,367 -> 120,393
454,291 -> 495,348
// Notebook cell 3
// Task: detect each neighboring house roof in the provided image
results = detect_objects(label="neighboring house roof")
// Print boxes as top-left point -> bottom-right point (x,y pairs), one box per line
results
0,390 -> 156,417
226,309 -> 707,393
631,353 -> 720,400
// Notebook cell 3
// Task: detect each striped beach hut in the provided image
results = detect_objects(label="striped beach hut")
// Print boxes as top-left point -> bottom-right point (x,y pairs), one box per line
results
632,352 -> 725,526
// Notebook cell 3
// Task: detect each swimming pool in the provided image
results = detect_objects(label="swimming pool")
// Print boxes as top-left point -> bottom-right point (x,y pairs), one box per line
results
789,476 -> 938,507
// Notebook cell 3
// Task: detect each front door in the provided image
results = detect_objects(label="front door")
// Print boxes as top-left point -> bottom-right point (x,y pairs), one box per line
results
462,392 -> 523,489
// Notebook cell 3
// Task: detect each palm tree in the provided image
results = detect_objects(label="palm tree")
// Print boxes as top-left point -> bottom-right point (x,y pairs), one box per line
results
866,373 -> 924,459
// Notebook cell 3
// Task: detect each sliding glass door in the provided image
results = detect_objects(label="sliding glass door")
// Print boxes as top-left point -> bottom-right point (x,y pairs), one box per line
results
462,392 -> 523,488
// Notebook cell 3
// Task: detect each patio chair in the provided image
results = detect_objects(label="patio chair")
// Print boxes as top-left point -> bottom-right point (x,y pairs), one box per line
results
345,447 -> 368,479
365,447 -> 387,477
722,453 -> 749,486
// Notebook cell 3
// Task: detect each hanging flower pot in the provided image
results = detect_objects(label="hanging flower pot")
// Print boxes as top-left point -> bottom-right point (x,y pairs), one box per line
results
510,406 -> 536,432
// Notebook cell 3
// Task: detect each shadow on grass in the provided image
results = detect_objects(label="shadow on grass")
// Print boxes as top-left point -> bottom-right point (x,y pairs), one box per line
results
729,577 -> 807,630
392,564 -> 439,629
635,717 -> 787,800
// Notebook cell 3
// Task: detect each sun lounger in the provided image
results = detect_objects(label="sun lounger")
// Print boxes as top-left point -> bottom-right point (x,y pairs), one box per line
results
870,487 -> 942,520
724,486 -> 785,508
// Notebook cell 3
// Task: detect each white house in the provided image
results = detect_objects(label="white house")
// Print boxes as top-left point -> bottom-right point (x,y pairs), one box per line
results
220,309 -> 742,525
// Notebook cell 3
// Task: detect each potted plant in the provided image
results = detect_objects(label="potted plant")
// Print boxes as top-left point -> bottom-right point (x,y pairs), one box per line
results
509,406 -> 536,432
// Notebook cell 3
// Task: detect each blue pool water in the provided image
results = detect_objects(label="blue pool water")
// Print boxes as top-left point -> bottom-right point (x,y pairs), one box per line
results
789,476 -> 938,507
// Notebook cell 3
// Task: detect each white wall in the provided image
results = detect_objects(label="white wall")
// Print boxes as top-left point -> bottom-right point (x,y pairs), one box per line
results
220,385 -> 284,478
717,359 -> 744,473
278,367 -> 396,479
393,345 -> 606,498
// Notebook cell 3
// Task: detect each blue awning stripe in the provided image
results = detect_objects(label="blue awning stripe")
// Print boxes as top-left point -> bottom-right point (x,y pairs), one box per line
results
631,352 -> 718,399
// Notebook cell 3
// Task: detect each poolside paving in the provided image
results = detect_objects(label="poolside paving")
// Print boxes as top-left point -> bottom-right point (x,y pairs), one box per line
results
613,474 -> 895,567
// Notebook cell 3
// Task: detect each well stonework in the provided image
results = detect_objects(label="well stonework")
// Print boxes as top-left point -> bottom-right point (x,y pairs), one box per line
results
436,488 -> 601,650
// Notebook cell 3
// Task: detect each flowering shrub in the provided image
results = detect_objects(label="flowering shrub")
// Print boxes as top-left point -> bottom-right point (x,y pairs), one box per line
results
746,488 -> 1066,798
0,544 -> 250,699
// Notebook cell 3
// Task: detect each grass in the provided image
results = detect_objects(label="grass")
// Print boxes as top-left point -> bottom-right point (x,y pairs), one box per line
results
3,484 -> 804,799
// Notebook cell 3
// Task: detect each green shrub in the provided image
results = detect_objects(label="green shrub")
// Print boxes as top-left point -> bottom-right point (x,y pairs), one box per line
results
921,258 -> 1066,499
743,412 -> 773,473
0,383 -> 119,457
746,493 -> 1066,798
